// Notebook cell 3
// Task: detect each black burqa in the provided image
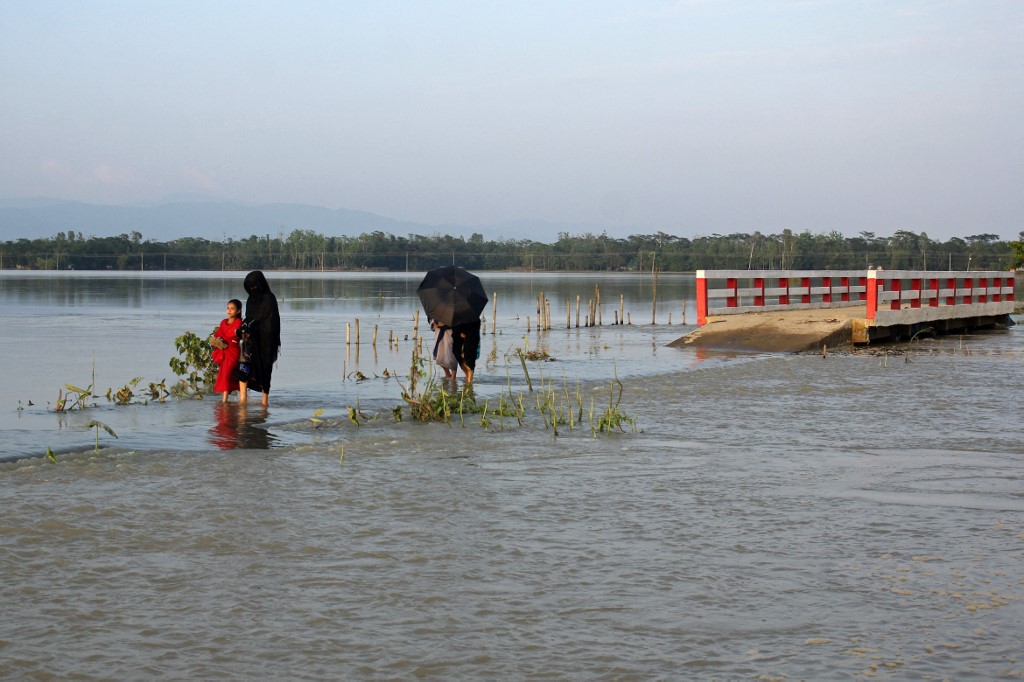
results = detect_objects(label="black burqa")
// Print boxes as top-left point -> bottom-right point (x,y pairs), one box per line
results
240,270 -> 281,393
451,318 -> 481,372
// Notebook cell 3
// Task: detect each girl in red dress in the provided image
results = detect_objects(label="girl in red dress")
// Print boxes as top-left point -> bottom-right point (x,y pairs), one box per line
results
212,299 -> 243,402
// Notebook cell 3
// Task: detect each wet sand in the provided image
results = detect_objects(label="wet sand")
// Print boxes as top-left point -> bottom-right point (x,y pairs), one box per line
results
670,306 -> 868,353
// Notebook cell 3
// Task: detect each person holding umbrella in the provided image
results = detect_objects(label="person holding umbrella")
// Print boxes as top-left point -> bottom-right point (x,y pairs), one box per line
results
451,318 -> 481,383
417,266 -> 488,384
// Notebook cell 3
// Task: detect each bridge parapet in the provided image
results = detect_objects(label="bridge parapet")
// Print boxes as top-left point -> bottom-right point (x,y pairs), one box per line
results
696,270 -> 868,325
866,270 -> 1015,326
696,269 -> 1016,326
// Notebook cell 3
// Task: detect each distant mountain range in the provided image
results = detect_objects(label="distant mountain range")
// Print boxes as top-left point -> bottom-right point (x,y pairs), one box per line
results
0,197 -> 614,243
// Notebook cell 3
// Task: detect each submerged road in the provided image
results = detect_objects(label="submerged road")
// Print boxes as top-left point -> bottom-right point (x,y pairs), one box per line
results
671,306 -> 868,353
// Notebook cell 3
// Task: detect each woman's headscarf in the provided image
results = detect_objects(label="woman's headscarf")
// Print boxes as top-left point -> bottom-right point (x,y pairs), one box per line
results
243,270 -> 282,364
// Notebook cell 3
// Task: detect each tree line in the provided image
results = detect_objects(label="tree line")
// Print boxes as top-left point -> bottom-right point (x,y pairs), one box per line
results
2,228 -> 1022,272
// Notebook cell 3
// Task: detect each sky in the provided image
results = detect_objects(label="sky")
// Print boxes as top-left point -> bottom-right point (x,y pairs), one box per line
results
1,0 -> 1022,240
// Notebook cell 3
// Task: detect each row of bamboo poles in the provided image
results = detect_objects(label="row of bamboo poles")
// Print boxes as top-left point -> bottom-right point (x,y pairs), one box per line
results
341,282 -> 689,353
338,281 -> 690,378
526,283 -> 688,332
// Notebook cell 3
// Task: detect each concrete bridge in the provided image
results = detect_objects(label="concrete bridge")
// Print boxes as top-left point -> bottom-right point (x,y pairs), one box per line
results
674,269 -> 1017,353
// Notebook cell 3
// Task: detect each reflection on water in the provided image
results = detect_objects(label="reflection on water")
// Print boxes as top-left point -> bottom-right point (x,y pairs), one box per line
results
0,270 -> 699,460
208,403 -> 277,450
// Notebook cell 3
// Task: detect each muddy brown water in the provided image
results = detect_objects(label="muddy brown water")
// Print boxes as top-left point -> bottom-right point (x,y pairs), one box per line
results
1,272 -> 1021,679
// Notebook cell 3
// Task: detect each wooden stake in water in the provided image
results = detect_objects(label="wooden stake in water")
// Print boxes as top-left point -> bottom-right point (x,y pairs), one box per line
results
355,318 -> 360,345
413,309 -> 420,338
346,322 -> 351,346
575,295 -> 581,328
566,299 -> 571,329
491,292 -> 497,336
372,324 -> 378,347
651,260 -> 658,325
620,293 -> 624,326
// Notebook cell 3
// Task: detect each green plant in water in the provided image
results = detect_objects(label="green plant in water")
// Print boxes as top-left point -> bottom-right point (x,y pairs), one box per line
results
106,377 -> 143,405
53,383 -> 95,412
309,408 -> 325,429
146,380 -> 171,403
347,406 -> 362,426
85,419 -> 118,453
590,371 -> 637,436
396,338 -> 631,436
169,330 -> 217,396
517,349 -> 534,392
397,341 -> 451,422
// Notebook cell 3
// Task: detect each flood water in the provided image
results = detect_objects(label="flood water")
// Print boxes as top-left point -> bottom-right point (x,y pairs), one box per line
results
1,271 -> 1022,680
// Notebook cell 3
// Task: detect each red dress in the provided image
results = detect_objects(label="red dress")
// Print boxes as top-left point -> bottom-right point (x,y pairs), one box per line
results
213,317 -> 242,393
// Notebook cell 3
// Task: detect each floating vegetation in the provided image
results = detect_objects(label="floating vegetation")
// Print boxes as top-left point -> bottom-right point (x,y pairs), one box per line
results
107,377 -> 142,405
520,347 -> 553,361
145,380 -> 171,403
347,405 -> 363,426
309,408 -> 325,429
53,383 -> 95,412
396,341 -> 636,436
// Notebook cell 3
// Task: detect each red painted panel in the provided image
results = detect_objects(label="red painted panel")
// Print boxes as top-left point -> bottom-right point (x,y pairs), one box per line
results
866,276 -> 878,319
696,275 -> 708,325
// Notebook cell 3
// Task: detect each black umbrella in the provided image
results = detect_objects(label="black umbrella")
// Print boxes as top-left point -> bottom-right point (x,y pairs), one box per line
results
417,266 -> 488,327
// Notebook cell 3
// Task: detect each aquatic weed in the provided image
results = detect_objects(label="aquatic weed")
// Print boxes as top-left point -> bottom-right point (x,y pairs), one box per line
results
169,330 -> 217,396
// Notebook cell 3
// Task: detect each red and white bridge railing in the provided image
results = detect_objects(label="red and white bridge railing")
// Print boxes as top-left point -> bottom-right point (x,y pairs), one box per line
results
696,269 -> 1016,326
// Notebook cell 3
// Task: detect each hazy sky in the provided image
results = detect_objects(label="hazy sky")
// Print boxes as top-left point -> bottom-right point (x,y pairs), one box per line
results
1,0 -> 1021,239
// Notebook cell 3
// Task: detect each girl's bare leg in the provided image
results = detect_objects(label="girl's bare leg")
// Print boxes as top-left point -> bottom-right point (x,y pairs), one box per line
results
261,391 -> 269,407
238,381 -> 248,403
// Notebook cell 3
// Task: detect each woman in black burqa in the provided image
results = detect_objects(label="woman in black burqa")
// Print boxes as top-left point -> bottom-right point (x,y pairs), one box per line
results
451,317 -> 481,383
238,270 -> 281,406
